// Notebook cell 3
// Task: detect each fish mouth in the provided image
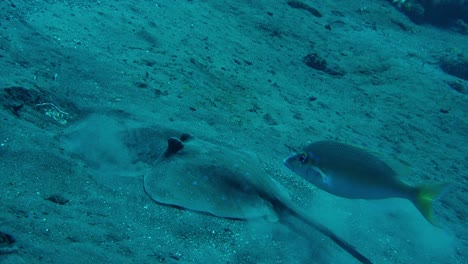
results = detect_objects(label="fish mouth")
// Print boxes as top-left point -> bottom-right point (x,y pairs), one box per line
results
283,156 -> 294,170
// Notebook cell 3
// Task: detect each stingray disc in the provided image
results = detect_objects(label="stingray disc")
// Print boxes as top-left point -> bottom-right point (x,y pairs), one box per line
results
144,136 -> 279,220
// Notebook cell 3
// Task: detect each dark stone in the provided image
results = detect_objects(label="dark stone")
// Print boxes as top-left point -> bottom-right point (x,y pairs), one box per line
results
0,231 -> 17,254
293,113 -> 303,120
46,194 -> 69,205
154,89 -> 168,96
263,113 -> 278,126
287,1 -> 322,18
440,53 -> 468,81
135,81 -> 148,88
179,133 -> 192,142
445,80 -> 466,94
303,53 -> 327,71
9,104 -> 24,117
0,232 -> 14,245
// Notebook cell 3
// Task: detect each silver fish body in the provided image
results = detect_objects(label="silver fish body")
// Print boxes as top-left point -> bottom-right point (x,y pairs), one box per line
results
284,140 -> 448,225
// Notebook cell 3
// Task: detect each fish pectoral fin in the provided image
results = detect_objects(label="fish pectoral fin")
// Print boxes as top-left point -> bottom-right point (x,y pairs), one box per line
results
312,167 -> 329,184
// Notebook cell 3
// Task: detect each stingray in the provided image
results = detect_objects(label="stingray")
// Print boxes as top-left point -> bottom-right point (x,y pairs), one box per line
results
144,134 -> 373,264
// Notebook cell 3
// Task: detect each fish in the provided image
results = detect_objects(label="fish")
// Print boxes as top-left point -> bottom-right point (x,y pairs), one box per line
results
284,140 -> 448,225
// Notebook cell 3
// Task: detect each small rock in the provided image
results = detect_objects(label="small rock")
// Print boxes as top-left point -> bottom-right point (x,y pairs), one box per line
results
0,231 -> 17,255
293,113 -> 303,120
287,1 -> 322,18
304,53 -> 327,71
303,53 -> 345,76
45,194 -> 69,205
440,53 -> 468,81
445,80 -> 466,94
263,113 -> 278,126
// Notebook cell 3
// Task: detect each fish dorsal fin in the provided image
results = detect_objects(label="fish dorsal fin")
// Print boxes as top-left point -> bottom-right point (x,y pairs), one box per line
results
348,143 -> 413,176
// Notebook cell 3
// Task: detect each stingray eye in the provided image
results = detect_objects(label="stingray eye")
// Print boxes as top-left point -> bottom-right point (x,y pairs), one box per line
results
297,153 -> 308,164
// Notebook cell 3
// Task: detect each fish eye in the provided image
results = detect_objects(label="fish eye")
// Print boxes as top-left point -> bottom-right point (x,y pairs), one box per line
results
297,153 -> 308,163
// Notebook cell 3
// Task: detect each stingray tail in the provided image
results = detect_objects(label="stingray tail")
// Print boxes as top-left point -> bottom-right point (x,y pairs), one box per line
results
282,204 -> 373,264
411,183 -> 449,226
312,221 -> 373,264
305,220 -> 373,264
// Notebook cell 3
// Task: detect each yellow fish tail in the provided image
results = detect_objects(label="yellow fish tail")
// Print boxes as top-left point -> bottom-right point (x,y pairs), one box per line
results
413,183 -> 449,225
